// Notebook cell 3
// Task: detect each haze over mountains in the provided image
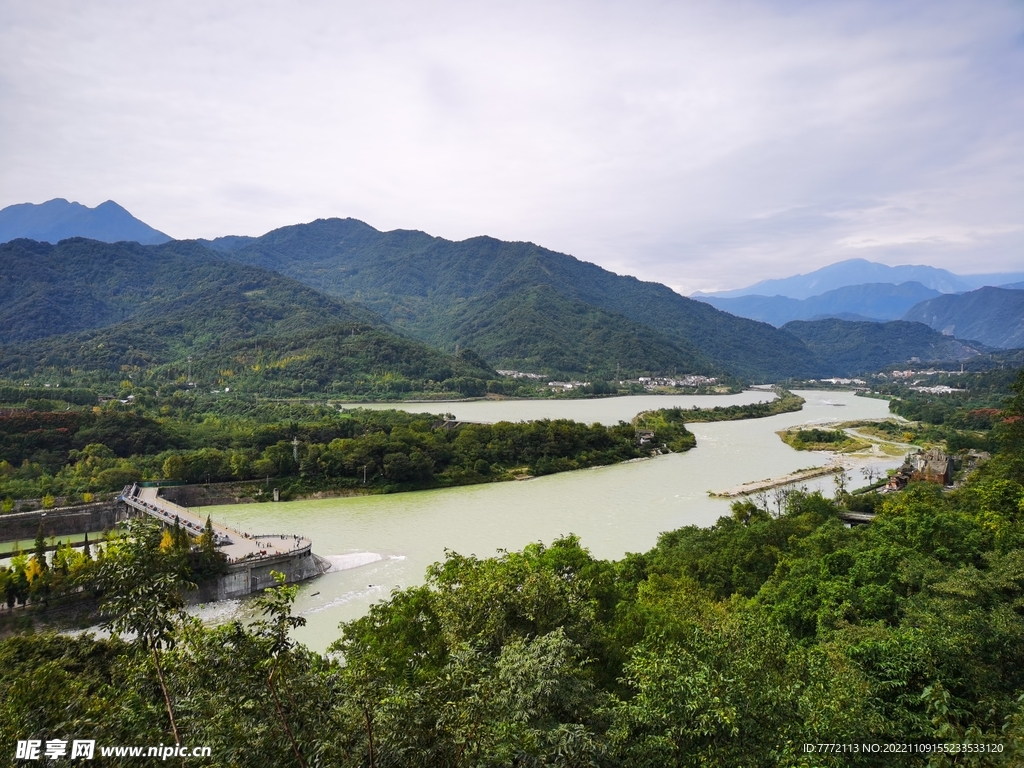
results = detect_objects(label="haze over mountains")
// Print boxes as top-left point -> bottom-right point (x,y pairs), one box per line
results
0,199 -> 1018,385
692,258 -> 1024,299
691,257 -> 1024,348
0,199 -> 171,245
698,282 -> 944,326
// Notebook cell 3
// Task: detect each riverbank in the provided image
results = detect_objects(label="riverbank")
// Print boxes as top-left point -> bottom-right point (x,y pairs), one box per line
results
675,387 -> 804,423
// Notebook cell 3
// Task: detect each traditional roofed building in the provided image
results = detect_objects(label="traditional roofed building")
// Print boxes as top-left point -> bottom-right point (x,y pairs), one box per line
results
910,448 -> 953,486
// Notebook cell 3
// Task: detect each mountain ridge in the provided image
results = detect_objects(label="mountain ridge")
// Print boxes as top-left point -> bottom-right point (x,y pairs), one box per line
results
219,217 -> 822,380
903,287 -> 1024,349
782,319 -> 986,374
4,200 -> 1012,380
694,258 -> 972,299
0,238 -> 494,395
0,199 -> 171,245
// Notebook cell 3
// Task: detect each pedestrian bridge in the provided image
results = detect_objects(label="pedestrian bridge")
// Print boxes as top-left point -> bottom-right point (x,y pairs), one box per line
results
119,484 -> 312,566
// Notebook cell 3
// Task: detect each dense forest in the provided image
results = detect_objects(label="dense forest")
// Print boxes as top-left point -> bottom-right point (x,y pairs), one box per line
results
0,374 -> 1022,764
0,238 -> 495,398
782,319 -> 984,375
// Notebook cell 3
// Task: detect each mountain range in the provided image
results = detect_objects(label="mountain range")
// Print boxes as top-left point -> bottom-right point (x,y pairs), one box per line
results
693,257 -> 1024,299
689,258 -> 1024,349
697,281 -> 943,326
0,199 -> 1012,383
903,288 -> 1024,350
203,217 -> 824,380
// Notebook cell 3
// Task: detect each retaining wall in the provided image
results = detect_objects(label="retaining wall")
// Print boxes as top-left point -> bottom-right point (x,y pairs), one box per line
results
0,502 -> 124,543
195,545 -> 324,601
159,483 -> 261,508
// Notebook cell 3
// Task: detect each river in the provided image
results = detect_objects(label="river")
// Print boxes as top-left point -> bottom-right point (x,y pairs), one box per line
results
202,389 -> 903,653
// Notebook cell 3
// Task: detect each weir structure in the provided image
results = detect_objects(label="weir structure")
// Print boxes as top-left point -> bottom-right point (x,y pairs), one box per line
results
119,484 -> 325,600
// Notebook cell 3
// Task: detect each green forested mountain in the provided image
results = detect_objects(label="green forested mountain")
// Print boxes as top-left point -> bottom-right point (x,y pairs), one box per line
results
216,218 -> 820,379
0,238 -> 493,395
782,318 -> 986,374
432,282 -> 715,375
0,237 -> 379,345
903,286 -> 1024,349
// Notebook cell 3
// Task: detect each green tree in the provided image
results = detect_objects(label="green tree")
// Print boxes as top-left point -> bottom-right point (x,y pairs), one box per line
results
32,521 -> 48,572
252,572 -> 310,768
97,518 -> 194,745
199,516 -> 216,558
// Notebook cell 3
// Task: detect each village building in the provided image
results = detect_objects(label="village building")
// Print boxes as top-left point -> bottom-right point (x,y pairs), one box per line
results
636,429 -> 655,445
884,448 -> 955,491
910,447 -> 953,485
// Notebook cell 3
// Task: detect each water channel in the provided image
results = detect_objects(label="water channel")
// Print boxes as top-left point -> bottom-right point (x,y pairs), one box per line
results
203,389 -> 904,653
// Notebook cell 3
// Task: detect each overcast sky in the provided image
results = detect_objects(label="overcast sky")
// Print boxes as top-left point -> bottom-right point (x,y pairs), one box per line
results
1,1 -> 1022,294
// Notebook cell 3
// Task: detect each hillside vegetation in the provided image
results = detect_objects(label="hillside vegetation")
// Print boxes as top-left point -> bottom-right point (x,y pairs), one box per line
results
218,218 -> 821,379
904,286 -> 1024,349
0,238 -> 493,398
783,318 -> 985,374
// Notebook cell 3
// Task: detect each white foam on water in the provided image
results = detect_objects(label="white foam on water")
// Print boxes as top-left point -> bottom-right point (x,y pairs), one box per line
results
188,599 -> 243,623
322,552 -> 386,572
304,584 -> 386,615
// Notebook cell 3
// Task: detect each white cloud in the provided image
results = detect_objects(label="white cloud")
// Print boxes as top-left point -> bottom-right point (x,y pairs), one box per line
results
1,0 -> 1021,293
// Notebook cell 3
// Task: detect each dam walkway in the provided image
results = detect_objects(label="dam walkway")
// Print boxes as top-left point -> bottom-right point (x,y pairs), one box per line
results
119,484 -> 311,565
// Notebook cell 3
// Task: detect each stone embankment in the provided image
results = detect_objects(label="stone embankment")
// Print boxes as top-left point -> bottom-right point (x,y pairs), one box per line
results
1,489 -> 325,602
709,464 -> 844,498
158,480 -> 371,508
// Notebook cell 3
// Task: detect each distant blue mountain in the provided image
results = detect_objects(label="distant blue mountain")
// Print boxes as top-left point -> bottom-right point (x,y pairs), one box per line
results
695,281 -> 942,327
694,258 -> 971,299
0,198 -> 171,245
962,273 -> 1024,289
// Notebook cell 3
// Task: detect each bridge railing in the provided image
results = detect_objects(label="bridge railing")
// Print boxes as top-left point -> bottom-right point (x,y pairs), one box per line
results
226,541 -> 312,565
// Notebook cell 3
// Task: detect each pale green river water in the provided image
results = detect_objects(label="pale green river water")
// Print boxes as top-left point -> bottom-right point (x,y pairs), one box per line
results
198,389 -> 901,653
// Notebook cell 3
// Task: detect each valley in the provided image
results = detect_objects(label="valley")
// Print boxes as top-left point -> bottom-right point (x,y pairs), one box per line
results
1,201 -> 1022,765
